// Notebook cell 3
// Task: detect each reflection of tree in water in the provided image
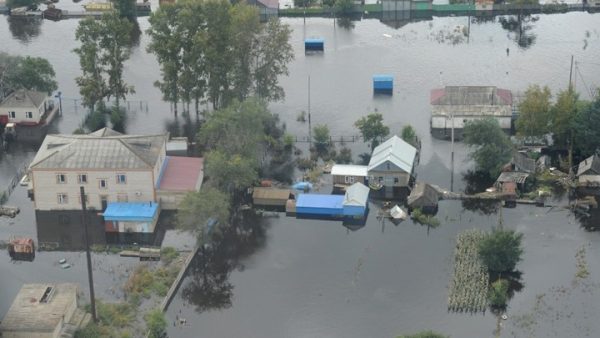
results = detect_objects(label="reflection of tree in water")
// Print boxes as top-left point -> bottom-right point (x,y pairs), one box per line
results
181,211 -> 270,313
129,20 -> 142,48
462,170 -> 500,215
8,17 -> 43,43
499,14 -> 539,49
573,196 -> 600,232
164,113 -> 202,140
489,270 -> 524,314
336,17 -> 355,30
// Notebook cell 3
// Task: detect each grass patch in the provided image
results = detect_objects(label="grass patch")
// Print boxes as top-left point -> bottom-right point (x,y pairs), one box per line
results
124,264 -> 179,300
448,229 -> 489,313
76,301 -> 135,338
411,208 -> 440,228
575,245 -> 589,279
161,246 -> 180,265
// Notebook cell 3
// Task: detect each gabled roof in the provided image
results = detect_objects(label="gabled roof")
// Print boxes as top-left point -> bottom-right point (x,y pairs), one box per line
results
29,129 -> 168,170
368,135 -> 417,173
430,86 -> 512,106
331,164 -> 368,177
343,182 -> 369,207
577,154 -> 600,177
0,90 -> 47,109
407,182 -> 439,208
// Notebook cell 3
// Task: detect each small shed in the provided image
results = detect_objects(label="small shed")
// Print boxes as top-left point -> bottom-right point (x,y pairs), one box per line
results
576,154 -> 600,177
501,181 -> 517,207
496,172 -> 530,191
103,202 -> 160,234
407,182 -> 439,212
331,164 -> 368,187
252,187 -> 293,207
305,38 -> 324,52
342,182 -> 370,217
373,74 -> 394,94
296,194 -> 344,217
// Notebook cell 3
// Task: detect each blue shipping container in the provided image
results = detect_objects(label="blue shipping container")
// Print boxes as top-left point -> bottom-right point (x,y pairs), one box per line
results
373,75 -> 393,93
305,38 -> 324,51
296,194 -> 344,216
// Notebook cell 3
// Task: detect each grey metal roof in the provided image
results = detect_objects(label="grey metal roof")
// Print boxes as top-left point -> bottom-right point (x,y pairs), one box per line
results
343,182 -> 370,207
496,171 -> 530,184
407,182 -> 439,208
431,86 -> 512,106
29,129 -> 168,170
368,135 -> 417,173
0,89 -> 47,109
576,154 -> 600,177
513,151 -> 536,173
0,283 -> 78,333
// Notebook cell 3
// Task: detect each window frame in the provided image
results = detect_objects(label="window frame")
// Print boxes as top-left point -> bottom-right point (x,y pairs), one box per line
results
8,111 -> 15,118
77,174 -> 88,184
57,193 -> 68,204
56,173 -> 67,184
99,179 -> 108,189
25,111 -> 33,119
116,173 -> 127,184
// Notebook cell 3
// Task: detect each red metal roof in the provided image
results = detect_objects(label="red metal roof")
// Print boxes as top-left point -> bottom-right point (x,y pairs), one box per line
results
159,156 -> 203,191
430,88 -> 445,104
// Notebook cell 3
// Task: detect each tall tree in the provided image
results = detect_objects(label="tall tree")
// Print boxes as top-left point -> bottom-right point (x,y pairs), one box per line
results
478,229 -> 524,274
205,150 -> 258,193
13,56 -> 58,94
178,187 -> 231,233
204,0 -> 233,109
354,113 -> 390,150
516,84 -> 552,140
74,18 -> 107,113
551,87 -> 578,170
254,18 -> 293,102
464,118 -> 513,178
572,93 -> 600,158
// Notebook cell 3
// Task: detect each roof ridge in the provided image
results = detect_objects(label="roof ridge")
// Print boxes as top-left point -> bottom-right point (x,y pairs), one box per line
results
117,139 -> 154,168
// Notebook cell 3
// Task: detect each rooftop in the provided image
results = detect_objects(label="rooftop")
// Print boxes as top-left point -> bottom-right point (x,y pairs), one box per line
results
252,187 -> 292,201
29,128 -> 168,170
577,154 -> 600,177
430,86 -> 513,106
331,164 -> 368,177
343,182 -> 370,207
407,182 -> 439,207
0,283 -> 78,333
368,135 -> 417,173
496,171 -> 530,184
158,156 -> 203,191
0,89 -> 47,109
103,202 -> 159,222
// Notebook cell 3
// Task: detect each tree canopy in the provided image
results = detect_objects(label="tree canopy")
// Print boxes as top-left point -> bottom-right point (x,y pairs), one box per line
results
354,113 -> 390,151
147,0 -> 293,113
463,118 -> 513,178
401,124 -> 418,148
516,84 -> 552,139
478,229 -> 524,273
0,53 -> 57,98
177,187 -> 231,234
572,93 -> 600,158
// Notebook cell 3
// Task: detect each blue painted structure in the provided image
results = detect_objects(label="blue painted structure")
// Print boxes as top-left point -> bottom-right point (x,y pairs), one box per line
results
373,75 -> 394,94
305,38 -> 324,51
296,194 -> 344,216
292,181 -> 313,191
103,202 -> 159,222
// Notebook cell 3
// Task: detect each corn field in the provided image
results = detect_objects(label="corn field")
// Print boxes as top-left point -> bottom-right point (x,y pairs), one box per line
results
448,229 -> 489,313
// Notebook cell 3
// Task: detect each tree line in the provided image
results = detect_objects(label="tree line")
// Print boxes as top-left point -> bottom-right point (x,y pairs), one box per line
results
146,0 -> 293,115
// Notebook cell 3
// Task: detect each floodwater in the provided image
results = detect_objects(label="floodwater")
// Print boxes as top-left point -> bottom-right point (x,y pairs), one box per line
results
1,7 -> 600,338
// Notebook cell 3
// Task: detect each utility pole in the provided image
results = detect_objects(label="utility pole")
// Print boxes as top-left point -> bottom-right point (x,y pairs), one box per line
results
80,186 -> 97,323
569,55 -> 574,88
449,114 -> 455,192
308,75 -> 312,146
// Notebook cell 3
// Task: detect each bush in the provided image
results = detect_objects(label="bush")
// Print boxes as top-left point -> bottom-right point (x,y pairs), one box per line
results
478,229 -> 524,273
145,309 -> 167,338
161,246 -> 179,265
411,208 -> 440,228
85,111 -> 107,131
335,147 -> 352,164
488,279 -> 509,307
110,106 -> 127,133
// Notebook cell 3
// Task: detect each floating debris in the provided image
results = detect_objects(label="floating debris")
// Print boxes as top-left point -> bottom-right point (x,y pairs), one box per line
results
59,258 -> 66,264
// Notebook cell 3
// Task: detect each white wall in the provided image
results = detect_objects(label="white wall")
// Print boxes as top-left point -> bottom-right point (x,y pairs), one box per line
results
0,101 -> 46,124
31,169 -> 155,210
431,116 -> 512,129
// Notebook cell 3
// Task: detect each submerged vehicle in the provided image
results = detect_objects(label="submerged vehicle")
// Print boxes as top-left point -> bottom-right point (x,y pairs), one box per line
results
8,237 -> 35,261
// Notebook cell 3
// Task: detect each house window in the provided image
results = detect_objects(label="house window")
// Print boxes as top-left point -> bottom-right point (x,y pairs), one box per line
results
345,176 -> 355,184
25,111 -> 33,119
117,193 -> 128,202
394,177 -> 399,184
99,179 -> 107,189
8,111 -> 15,118
116,174 -> 126,184
78,174 -> 88,184
379,176 -> 384,183
57,193 -> 68,204
56,174 -> 67,184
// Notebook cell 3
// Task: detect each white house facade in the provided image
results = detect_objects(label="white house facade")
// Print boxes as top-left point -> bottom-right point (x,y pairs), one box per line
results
0,90 -> 55,126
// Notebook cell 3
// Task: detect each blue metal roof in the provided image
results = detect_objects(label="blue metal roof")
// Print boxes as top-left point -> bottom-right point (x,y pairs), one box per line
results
296,194 -> 344,209
103,202 -> 159,222
373,75 -> 393,82
305,38 -> 324,44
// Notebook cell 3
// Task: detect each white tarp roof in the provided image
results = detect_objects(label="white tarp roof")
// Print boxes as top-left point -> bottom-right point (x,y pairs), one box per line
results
368,135 -> 417,173
343,182 -> 370,207
331,164 -> 368,177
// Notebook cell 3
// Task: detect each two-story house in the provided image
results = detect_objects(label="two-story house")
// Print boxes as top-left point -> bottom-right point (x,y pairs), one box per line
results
28,128 -> 203,248
367,135 -> 417,199
0,89 -> 59,142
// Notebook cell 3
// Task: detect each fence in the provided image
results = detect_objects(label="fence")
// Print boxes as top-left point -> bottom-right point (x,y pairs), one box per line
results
0,163 -> 28,204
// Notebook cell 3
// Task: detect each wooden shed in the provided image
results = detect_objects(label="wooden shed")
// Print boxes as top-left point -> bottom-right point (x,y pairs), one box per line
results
252,187 -> 293,207
407,182 -> 439,213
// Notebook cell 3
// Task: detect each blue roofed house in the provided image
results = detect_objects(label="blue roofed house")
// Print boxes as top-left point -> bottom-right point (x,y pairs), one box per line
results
368,135 -> 418,199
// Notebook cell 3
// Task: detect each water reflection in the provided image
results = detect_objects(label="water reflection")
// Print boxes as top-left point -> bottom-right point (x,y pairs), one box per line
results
462,171 -> 500,215
573,196 -> 600,231
336,17 -> 355,30
182,211 -> 269,313
7,16 -> 42,43
499,14 -> 539,49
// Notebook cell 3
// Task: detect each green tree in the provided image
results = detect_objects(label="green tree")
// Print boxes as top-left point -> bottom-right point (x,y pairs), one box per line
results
551,87 -> 578,170
334,0 -> 354,16
335,147 -> 352,164
397,331 -> 448,338
572,93 -> 600,158
205,150 -> 258,192
98,13 -> 134,108
12,56 -> 57,94
203,0 -> 233,109
144,309 -> 167,338
516,85 -> 552,140
463,118 -> 513,178
478,229 -> 524,274
74,18 -> 107,113
177,187 -> 231,233
488,279 -> 510,307
6,0 -> 41,9
401,124 -> 418,147
313,124 -> 331,156
354,113 -> 390,151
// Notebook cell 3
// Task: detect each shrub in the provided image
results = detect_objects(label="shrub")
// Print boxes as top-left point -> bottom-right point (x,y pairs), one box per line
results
488,279 -> 509,307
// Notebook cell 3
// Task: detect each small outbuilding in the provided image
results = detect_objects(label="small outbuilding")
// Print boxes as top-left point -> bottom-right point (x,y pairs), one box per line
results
331,164 -> 368,188
0,283 -> 86,338
252,187 -> 293,208
342,182 -> 370,217
296,194 -> 344,217
373,74 -> 394,94
103,202 -> 160,234
576,154 -> 600,177
407,182 -> 439,213
305,38 -> 324,52
495,171 -> 530,192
